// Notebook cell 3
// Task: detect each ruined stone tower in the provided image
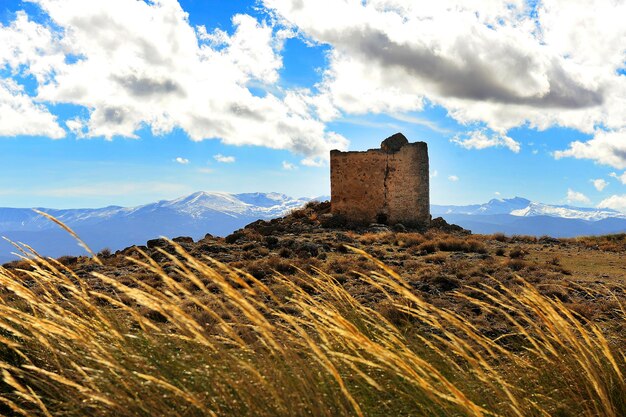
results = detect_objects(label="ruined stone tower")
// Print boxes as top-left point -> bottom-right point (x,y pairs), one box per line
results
330,133 -> 430,227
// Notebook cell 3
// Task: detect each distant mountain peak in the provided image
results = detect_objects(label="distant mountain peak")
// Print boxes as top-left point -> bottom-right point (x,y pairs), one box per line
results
433,197 -> 626,221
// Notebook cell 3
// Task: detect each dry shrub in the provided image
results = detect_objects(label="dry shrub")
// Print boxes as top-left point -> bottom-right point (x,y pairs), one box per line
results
395,233 -> 426,248
507,259 -> 527,271
571,233 -> 626,252
417,241 -> 438,254
436,237 -> 487,254
510,235 -> 538,243
357,232 -> 394,245
509,246 -> 526,259
492,233 -> 508,242
0,225 -> 623,417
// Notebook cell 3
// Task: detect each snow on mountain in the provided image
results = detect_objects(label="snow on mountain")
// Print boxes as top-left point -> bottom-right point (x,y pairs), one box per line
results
433,197 -> 626,221
432,197 -> 531,216
510,202 -> 626,221
0,192 -> 312,233
2,192 -> 625,264
0,192 -> 317,264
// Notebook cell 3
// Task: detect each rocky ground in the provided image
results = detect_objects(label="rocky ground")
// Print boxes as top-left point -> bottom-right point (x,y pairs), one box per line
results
4,201 -> 625,343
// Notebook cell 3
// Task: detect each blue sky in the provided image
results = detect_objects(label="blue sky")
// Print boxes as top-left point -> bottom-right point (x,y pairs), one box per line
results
0,0 -> 625,210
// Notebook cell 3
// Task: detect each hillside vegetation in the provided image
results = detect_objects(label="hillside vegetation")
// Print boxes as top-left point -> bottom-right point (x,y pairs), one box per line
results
0,203 -> 624,416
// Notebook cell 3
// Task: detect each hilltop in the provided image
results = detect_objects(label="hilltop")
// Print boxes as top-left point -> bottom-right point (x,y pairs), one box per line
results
6,201 -> 623,332
1,192 -> 625,264
1,201 -> 624,417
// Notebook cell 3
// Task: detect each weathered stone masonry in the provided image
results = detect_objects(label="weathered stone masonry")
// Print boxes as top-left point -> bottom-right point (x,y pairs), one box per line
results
330,133 -> 430,227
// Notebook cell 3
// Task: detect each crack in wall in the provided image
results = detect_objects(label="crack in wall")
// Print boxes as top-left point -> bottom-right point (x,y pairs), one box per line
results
381,153 -> 390,222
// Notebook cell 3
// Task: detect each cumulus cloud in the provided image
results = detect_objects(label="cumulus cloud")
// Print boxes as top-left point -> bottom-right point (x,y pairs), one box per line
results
451,130 -> 520,153
448,175 -> 459,182
554,129 -> 626,169
598,195 -> 626,213
609,172 -> 626,185
0,78 -> 65,138
174,157 -> 189,165
264,0 -> 626,158
566,188 -> 590,204
214,154 -> 236,163
591,179 -> 608,192
0,0 -> 347,157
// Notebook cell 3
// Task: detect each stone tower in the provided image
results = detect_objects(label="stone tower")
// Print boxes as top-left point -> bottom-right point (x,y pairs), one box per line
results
330,133 -> 430,227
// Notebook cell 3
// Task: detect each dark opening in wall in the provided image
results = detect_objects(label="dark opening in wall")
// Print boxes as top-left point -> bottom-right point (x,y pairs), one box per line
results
376,213 -> 388,224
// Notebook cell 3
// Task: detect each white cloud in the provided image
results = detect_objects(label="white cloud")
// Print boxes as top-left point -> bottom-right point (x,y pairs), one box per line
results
0,78 -> 65,138
598,195 -> 626,213
448,175 -> 459,182
301,157 -> 325,167
213,154 -> 235,163
554,129 -> 626,169
282,161 -> 297,170
566,188 -> 590,204
390,113 -> 450,134
591,179 -> 608,192
430,170 -> 438,178
0,0 -> 347,157
609,172 -> 626,185
174,157 -> 189,165
263,0 -> 626,159
451,130 -> 521,153
494,191 -> 501,196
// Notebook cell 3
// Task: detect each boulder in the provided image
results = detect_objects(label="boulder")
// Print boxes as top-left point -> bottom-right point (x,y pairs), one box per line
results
380,132 -> 408,153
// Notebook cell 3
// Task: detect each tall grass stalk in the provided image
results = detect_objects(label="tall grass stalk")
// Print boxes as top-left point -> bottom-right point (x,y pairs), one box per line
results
0,234 -> 623,416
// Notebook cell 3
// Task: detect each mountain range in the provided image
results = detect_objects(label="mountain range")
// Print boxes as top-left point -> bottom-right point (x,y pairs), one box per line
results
432,197 -> 626,238
0,192 -> 314,264
0,194 -> 624,264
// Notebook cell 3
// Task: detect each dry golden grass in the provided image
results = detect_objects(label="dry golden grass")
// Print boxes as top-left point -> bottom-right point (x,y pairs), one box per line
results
0,225 -> 623,417
1,209 -> 624,416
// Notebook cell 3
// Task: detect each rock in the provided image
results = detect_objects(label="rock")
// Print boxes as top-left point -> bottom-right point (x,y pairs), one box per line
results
429,217 -> 470,234
195,244 -> 227,254
368,223 -> 391,233
264,236 -> 279,248
320,213 -> 346,229
173,236 -> 194,244
392,223 -> 407,232
380,132 -> 409,153
295,242 -> 320,258
147,238 -> 169,249
224,231 -> 246,244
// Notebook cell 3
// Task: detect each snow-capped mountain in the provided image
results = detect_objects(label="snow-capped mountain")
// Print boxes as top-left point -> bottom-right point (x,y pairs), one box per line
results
433,197 -> 626,221
0,192 -> 311,232
432,197 -> 532,216
432,197 -> 626,238
1,193 -> 625,264
0,192 -> 314,263
510,202 -> 626,221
